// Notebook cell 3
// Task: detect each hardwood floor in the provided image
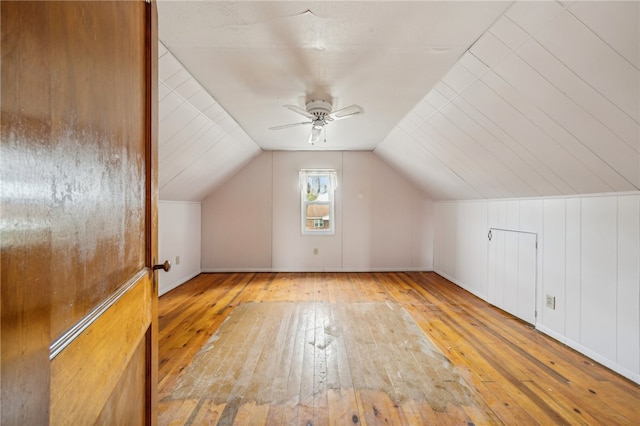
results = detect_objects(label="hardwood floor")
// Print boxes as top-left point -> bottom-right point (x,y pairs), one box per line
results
158,272 -> 640,425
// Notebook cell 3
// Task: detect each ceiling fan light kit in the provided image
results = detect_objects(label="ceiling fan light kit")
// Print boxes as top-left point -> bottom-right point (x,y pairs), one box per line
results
269,99 -> 364,145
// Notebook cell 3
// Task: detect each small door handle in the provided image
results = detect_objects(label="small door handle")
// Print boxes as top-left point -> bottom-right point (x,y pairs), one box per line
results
153,260 -> 171,272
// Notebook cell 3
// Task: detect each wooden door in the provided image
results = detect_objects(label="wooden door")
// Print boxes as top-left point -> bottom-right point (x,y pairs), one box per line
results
1,1 -> 159,424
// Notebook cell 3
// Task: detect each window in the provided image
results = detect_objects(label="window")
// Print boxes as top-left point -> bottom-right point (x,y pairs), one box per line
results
300,169 -> 336,235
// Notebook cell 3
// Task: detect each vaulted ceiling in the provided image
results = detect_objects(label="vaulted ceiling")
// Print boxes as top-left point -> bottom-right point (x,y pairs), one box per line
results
157,1 -> 639,202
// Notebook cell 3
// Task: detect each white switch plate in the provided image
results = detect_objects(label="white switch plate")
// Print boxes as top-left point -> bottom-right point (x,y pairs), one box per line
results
175,256 -> 180,265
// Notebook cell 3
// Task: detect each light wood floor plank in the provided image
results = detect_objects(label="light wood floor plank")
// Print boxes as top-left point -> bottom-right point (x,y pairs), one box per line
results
158,272 -> 640,425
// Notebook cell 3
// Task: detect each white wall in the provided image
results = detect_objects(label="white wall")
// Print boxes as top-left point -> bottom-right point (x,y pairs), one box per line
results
158,201 -> 202,295
434,193 -> 640,384
202,151 -> 433,272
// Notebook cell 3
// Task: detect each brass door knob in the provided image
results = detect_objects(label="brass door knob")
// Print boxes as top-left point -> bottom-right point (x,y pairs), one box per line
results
153,260 -> 171,272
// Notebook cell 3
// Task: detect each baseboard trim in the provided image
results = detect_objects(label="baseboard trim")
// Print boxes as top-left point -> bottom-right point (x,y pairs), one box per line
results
201,267 -> 434,273
434,269 -> 640,385
433,269 -> 488,301
159,270 -> 201,296
536,324 -> 640,385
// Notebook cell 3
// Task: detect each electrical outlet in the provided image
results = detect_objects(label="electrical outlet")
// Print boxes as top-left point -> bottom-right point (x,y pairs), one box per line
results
313,248 -> 318,255
175,256 -> 180,265
545,295 -> 556,310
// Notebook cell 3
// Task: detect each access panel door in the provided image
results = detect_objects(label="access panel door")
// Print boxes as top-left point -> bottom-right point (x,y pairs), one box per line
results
487,229 -> 537,325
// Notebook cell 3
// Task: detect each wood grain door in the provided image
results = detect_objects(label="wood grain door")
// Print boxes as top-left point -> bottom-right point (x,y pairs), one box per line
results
1,1 -> 159,424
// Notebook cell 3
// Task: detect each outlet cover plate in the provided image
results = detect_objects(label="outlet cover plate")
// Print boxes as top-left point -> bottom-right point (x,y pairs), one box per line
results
545,295 -> 556,310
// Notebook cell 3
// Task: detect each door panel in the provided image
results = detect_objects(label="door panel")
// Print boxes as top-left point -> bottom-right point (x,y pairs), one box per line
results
96,336 -> 148,426
1,1 -> 158,424
488,229 -> 537,324
50,273 -> 152,424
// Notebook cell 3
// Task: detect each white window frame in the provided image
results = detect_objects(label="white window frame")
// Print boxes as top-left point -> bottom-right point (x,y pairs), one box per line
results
300,169 -> 337,236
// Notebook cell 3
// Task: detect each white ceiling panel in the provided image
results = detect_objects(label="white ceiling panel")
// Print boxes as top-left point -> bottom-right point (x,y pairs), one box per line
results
428,109 -> 531,198
479,70 -> 612,194
482,69 -> 627,193
164,67 -> 192,90
504,0 -> 565,35
461,82 -> 576,194
376,129 -> 481,200
158,100 -> 200,144
488,15 -> 530,51
423,89 -> 452,112
172,77 -> 202,101
412,122 -> 503,199
457,52 -> 490,79
469,31 -> 512,69
158,1 -> 511,152
158,87 -> 183,122
438,102 -> 539,198
568,1 -> 640,68
158,50 -> 183,82
441,62 -> 478,94
158,42 -> 261,201
451,95 -> 564,197
158,82 -> 171,103
159,127 -> 227,188
492,53 -> 639,189
159,116 -> 212,164
157,1 -> 639,201
164,141 -> 259,202
535,10 -> 640,121
516,39 -> 639,150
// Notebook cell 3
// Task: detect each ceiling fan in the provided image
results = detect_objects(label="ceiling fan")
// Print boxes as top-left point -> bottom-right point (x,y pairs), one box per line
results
269,100 -> 364,145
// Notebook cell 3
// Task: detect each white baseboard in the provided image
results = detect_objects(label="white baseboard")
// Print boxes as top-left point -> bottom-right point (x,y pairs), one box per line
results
434,270 -> 639,385
201,267 -> 433,273
159,270 -> 201,296
433,269 -> 488,301
536,324 -> 640,385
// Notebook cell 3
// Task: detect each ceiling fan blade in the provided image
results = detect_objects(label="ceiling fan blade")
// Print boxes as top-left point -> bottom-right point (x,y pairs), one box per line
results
269,121 -> 312,130
284,104 -> 315,119
328,104 -> 364,120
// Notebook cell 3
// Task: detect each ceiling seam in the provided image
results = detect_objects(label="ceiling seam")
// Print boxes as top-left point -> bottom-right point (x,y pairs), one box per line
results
462,76 -> 578,194
565,7 -> 640,72
158,42 -> 251,137
475,68 -> 614,193
450,87 -> 565,197
428,99 -> 537,198
487,53 -> 636,191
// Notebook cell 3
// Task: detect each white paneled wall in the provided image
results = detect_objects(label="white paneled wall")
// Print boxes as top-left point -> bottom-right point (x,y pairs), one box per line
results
202,151 -> 433,272
434,193 -> 640,384
434,201 -> 488,298
158,201 -> 202,296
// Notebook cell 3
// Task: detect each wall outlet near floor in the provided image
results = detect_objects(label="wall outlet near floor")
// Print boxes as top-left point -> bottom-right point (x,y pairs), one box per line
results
175,255 -> 180,265
313,248 -> 318,255
545,294 -> 556,310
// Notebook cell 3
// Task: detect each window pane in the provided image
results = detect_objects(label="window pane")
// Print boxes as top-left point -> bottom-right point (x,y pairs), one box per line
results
305,203 -> 330,231
305,175 -> 330,202
300,169 -> 336,235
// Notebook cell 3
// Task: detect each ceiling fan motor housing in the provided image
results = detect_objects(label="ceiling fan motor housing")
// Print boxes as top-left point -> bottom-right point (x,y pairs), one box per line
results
306,100 -> 333,119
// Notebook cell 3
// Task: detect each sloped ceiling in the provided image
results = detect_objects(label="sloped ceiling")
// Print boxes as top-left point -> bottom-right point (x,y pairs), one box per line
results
375,1 -> 640,200
158,42 -> 261,201
157,1 -> 639,202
